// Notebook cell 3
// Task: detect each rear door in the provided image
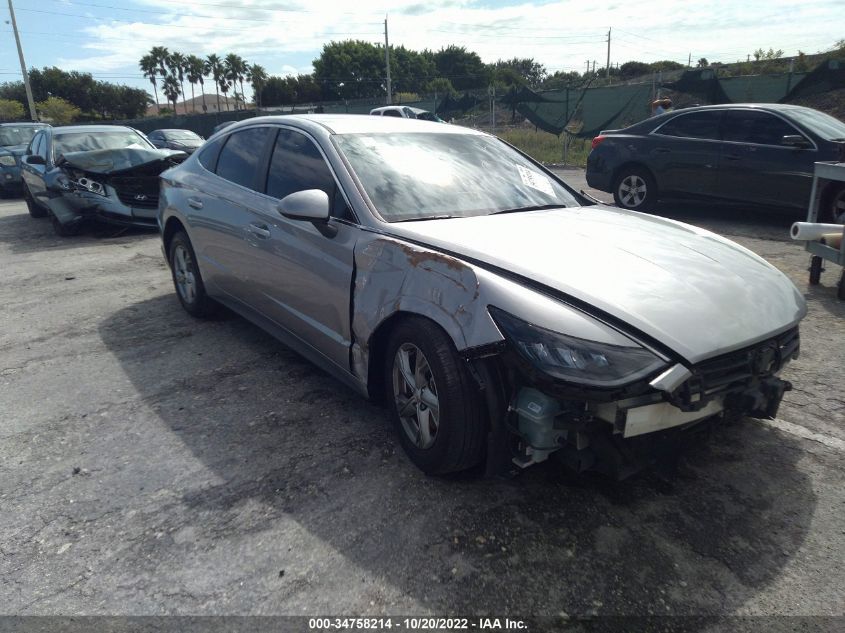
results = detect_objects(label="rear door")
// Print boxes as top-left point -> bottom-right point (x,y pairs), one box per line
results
650,110 -> 723,197
184,126 -> 275,300
718,109 -> 816,208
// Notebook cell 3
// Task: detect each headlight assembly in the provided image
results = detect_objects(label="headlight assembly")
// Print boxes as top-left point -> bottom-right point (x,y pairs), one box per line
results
489,307 -> 667,387
75,177 -> 106,196
0,156 -> 16,167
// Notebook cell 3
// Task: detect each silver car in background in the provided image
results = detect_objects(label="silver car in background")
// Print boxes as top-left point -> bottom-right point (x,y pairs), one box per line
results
158,115 -> 805,477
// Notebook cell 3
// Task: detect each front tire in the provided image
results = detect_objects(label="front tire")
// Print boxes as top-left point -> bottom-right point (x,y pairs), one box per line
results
168,231 -> 217,318
23,183 -> 47,218
613,166 -> 657,210
384,317 -> 486,475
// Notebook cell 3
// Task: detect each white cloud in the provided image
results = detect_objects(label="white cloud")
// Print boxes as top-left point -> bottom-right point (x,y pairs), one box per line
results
55,0 -> 843,89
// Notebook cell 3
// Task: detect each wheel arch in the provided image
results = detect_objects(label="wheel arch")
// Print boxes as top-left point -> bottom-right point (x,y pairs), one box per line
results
162,215 -> 188,263
611,161 -> 659,193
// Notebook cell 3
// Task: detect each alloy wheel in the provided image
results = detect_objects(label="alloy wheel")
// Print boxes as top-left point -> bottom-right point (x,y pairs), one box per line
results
392,343 -> 440,449
173,243 -> 197,304
618,174 -> 647,208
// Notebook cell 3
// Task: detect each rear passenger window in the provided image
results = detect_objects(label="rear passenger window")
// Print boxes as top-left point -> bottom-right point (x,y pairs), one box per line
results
657,112 -> 722,140
214,128 -> 269,189
197,136 -> 225,172
722,110 -> 801,146
265,129 -> 351,220
382,109 -> 402,117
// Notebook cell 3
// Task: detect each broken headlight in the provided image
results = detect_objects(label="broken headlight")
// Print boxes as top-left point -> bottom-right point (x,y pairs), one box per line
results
75,177 -> 107,196
0,156 -> 15,167
489,307 -> 667,387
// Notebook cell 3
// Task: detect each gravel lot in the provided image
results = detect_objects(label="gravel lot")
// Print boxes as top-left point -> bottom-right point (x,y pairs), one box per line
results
1,170 -> 843,630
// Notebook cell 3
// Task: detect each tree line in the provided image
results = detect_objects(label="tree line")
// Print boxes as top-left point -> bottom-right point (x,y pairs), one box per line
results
139,47 -> 267,114
0,67 -> 150,122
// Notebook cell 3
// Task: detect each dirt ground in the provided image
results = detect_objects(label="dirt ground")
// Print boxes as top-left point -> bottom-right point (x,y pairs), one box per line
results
1,172 -> 843,631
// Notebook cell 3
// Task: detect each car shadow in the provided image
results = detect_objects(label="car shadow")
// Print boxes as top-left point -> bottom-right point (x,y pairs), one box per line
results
0,207 -> 157,255
97,294 -> 818,619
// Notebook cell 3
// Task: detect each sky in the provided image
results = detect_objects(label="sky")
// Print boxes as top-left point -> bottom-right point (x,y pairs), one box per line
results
1,0 -> 843,102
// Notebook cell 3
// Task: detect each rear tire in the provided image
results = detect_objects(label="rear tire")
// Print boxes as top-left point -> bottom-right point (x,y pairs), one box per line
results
613,166 -> 657,211
168,230 -> 217,318
384,317 -> 486,475
23,184 -> 46,218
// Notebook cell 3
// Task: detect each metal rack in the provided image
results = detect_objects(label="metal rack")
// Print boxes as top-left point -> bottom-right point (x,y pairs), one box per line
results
805,162 -> 845,299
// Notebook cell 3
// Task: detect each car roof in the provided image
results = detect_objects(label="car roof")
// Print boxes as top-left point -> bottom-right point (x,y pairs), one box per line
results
152,128 -> 197,134
660,103 -> 818,116
229,114 -> 482,136
0,122 -> 48,127
50,125 -> 137,134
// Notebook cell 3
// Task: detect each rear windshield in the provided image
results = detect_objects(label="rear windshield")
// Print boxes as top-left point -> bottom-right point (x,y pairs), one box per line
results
787,108 -> 845,141
165,130 -> 202,141
0,126 -> 45,147
334,132 -> 579,222
53,130 -> 153,156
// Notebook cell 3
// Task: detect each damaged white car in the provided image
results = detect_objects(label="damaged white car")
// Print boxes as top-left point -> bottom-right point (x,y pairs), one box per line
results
158,115 -> 806,478
22,125 -> 187,236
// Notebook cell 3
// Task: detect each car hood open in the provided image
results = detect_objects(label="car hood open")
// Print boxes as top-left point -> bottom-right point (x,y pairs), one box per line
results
388,205 -> 806,364
56,147 -> 187,175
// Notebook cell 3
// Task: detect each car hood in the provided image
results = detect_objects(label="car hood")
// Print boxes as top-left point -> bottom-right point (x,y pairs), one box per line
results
0,144 -> 28,157
56,147 -> 187,175
387,205 -> 806,364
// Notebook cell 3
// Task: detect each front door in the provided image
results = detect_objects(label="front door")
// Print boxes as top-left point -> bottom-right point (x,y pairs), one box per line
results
243,127 -> 358,371
718,109 -> 816,208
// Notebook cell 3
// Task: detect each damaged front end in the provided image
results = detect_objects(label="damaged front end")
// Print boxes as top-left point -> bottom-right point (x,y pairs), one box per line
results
47,148 -> 186,229
490,316 -> 799,479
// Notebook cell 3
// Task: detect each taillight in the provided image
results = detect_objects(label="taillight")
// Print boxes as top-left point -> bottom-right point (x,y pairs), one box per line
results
591,135 -> 607,150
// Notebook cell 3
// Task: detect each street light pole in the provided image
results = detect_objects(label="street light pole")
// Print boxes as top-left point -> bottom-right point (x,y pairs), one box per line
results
7,0 -> 37,121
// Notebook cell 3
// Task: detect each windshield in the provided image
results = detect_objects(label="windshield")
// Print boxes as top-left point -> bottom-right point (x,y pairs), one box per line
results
164,130 -> 202,141
0,126 -> 45,147
53,130 -> 153,156
788,108 -> 845,140
334,132 -> 579,221
415,111 -> 444,122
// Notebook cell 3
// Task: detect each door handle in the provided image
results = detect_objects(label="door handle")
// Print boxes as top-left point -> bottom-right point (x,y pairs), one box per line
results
725,154 -> 741,161
245,223 -> 271,239
187,197 -> 203,209
653,147 -> 670,154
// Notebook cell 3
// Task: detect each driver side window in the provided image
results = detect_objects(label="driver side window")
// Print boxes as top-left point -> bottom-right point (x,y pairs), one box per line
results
264,129 -> 352,221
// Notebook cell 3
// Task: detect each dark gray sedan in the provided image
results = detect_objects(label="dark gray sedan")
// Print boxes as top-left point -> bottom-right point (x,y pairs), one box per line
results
586,104 -> 845,221
147,129 -> 204,154
158,115 -> 805,477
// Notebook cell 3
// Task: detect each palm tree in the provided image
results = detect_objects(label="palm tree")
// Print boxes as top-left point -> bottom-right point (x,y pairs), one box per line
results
205,54 -> 223,112
162,75 -> 181,113
185,55 -> 206,113
218,75 -> 232,111
247,63 -> 267,109
150,46 -> 170,76
168,51 -> 188,114
139,54 -> 161,114
224,53 -> 247,110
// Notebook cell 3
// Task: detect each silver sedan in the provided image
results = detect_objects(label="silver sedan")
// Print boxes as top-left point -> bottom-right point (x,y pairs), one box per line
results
158,115 -> 806,477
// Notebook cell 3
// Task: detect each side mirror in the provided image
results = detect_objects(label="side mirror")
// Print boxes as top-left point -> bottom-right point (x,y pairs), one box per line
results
277,189 -> 331,222
25,154 -> 45,165
782,135 -> 811,149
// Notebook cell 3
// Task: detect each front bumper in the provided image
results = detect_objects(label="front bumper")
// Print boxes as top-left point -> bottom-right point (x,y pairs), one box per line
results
0,166 -> 23,191
501,327 -> 799,477
47,190 -> 159,229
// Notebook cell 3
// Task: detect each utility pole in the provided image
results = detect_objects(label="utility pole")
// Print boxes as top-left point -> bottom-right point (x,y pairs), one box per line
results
606,28 -> 611,79
384,17 -> 392,105
688,52 -> 691,67
585,60 -> 590,75
7,0 -> 37,121
592,60 -> 596,74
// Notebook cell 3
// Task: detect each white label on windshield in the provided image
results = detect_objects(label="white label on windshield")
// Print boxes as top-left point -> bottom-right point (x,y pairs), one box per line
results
517,165 -> 554,196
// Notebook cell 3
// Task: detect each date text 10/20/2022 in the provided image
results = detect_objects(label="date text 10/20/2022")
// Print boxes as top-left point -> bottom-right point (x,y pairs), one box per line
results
308,617 -> 528,630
